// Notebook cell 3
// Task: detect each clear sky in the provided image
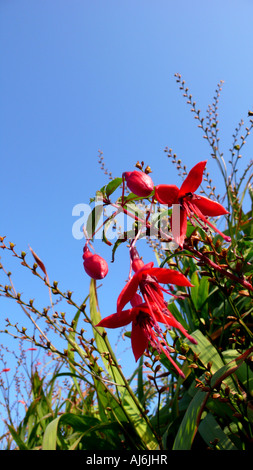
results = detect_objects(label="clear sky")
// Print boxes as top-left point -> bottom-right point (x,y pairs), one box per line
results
0,0 -> 253,412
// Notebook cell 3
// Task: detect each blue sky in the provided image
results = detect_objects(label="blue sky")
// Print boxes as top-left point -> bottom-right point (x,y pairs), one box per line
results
0,0 -> 253,415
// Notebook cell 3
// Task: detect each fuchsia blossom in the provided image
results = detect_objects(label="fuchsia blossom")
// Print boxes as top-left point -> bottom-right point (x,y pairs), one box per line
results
97,294 -> 189,378
155,160 -> 231,247
117,247 -> 194,317
97,247 -> 197,378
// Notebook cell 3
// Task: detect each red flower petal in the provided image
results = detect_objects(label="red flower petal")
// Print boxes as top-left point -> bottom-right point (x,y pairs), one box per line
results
178,160 -> 207,198
171,206 -> 188,248
145,267 -> 193,287
96,308 -> 135,329
155,184 -> 179,206
152,308 -> 172,324
192,195 -> 229,216
133,261 -> 154,275
131,320 -> 149,361
117,263 -> 153,313
117,274 -> 140,313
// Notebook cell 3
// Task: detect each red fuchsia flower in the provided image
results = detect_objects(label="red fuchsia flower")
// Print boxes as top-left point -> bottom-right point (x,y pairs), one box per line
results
117,246 -> 195,319
83,244 -> 108,280
97,293 -> 192,378
123,170 -> 154,197
155,160 -> 231,248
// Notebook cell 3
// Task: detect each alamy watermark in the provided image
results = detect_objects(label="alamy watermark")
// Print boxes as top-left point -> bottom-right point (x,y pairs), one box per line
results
72,199 -> 181,250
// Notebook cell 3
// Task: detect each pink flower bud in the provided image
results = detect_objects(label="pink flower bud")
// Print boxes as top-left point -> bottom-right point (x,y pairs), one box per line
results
130,246 -> 145,272
83,245 -> 108,280
123,171 -> 154,197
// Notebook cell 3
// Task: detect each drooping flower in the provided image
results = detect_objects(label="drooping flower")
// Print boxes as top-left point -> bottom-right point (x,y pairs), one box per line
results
97,293 -> 194,378
155,160 -> 231,247
123,170 -> 154,197
117,246 -> 194,318
83,244 -> 108,280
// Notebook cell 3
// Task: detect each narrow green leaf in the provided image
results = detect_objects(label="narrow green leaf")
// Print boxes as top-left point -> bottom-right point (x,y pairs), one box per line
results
102,217 -> 114,246
42,415 -> 61,450
190,272 -> 200,310
42,413 -> 105,450
167,301 -> 190,330
137,356 -> 144,405
186,329 -> 224,374
27,413 -> 53,448
172,390 -> 209,449
86,204 -> 103,239
198,413 -> 237,450
186,330 -> 236,391
7,425 -> 29,450
60,413 -> 101,432
222,349 -> 253,393
211,347 -> 253,390
198,275 -> 209,311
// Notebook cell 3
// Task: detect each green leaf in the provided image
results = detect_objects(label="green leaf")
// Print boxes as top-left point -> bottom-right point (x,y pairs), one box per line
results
198,413 -> 238,450
172,390 -> 209,449
190,272 -> 209,317
222,349 -> 253,393
137,356 -> 144,405
174,341 -> 253,450
186,329 -> 224,374
211,347 -> 253,391
42,413 -> 104,450
7,425 -> 29,450
190,271 -> 200,310
111,234 -> 128,262
102,217 -> 114,246
42,415 -> 61,450
86,204 -> 104,239
105,177 -> 122,197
